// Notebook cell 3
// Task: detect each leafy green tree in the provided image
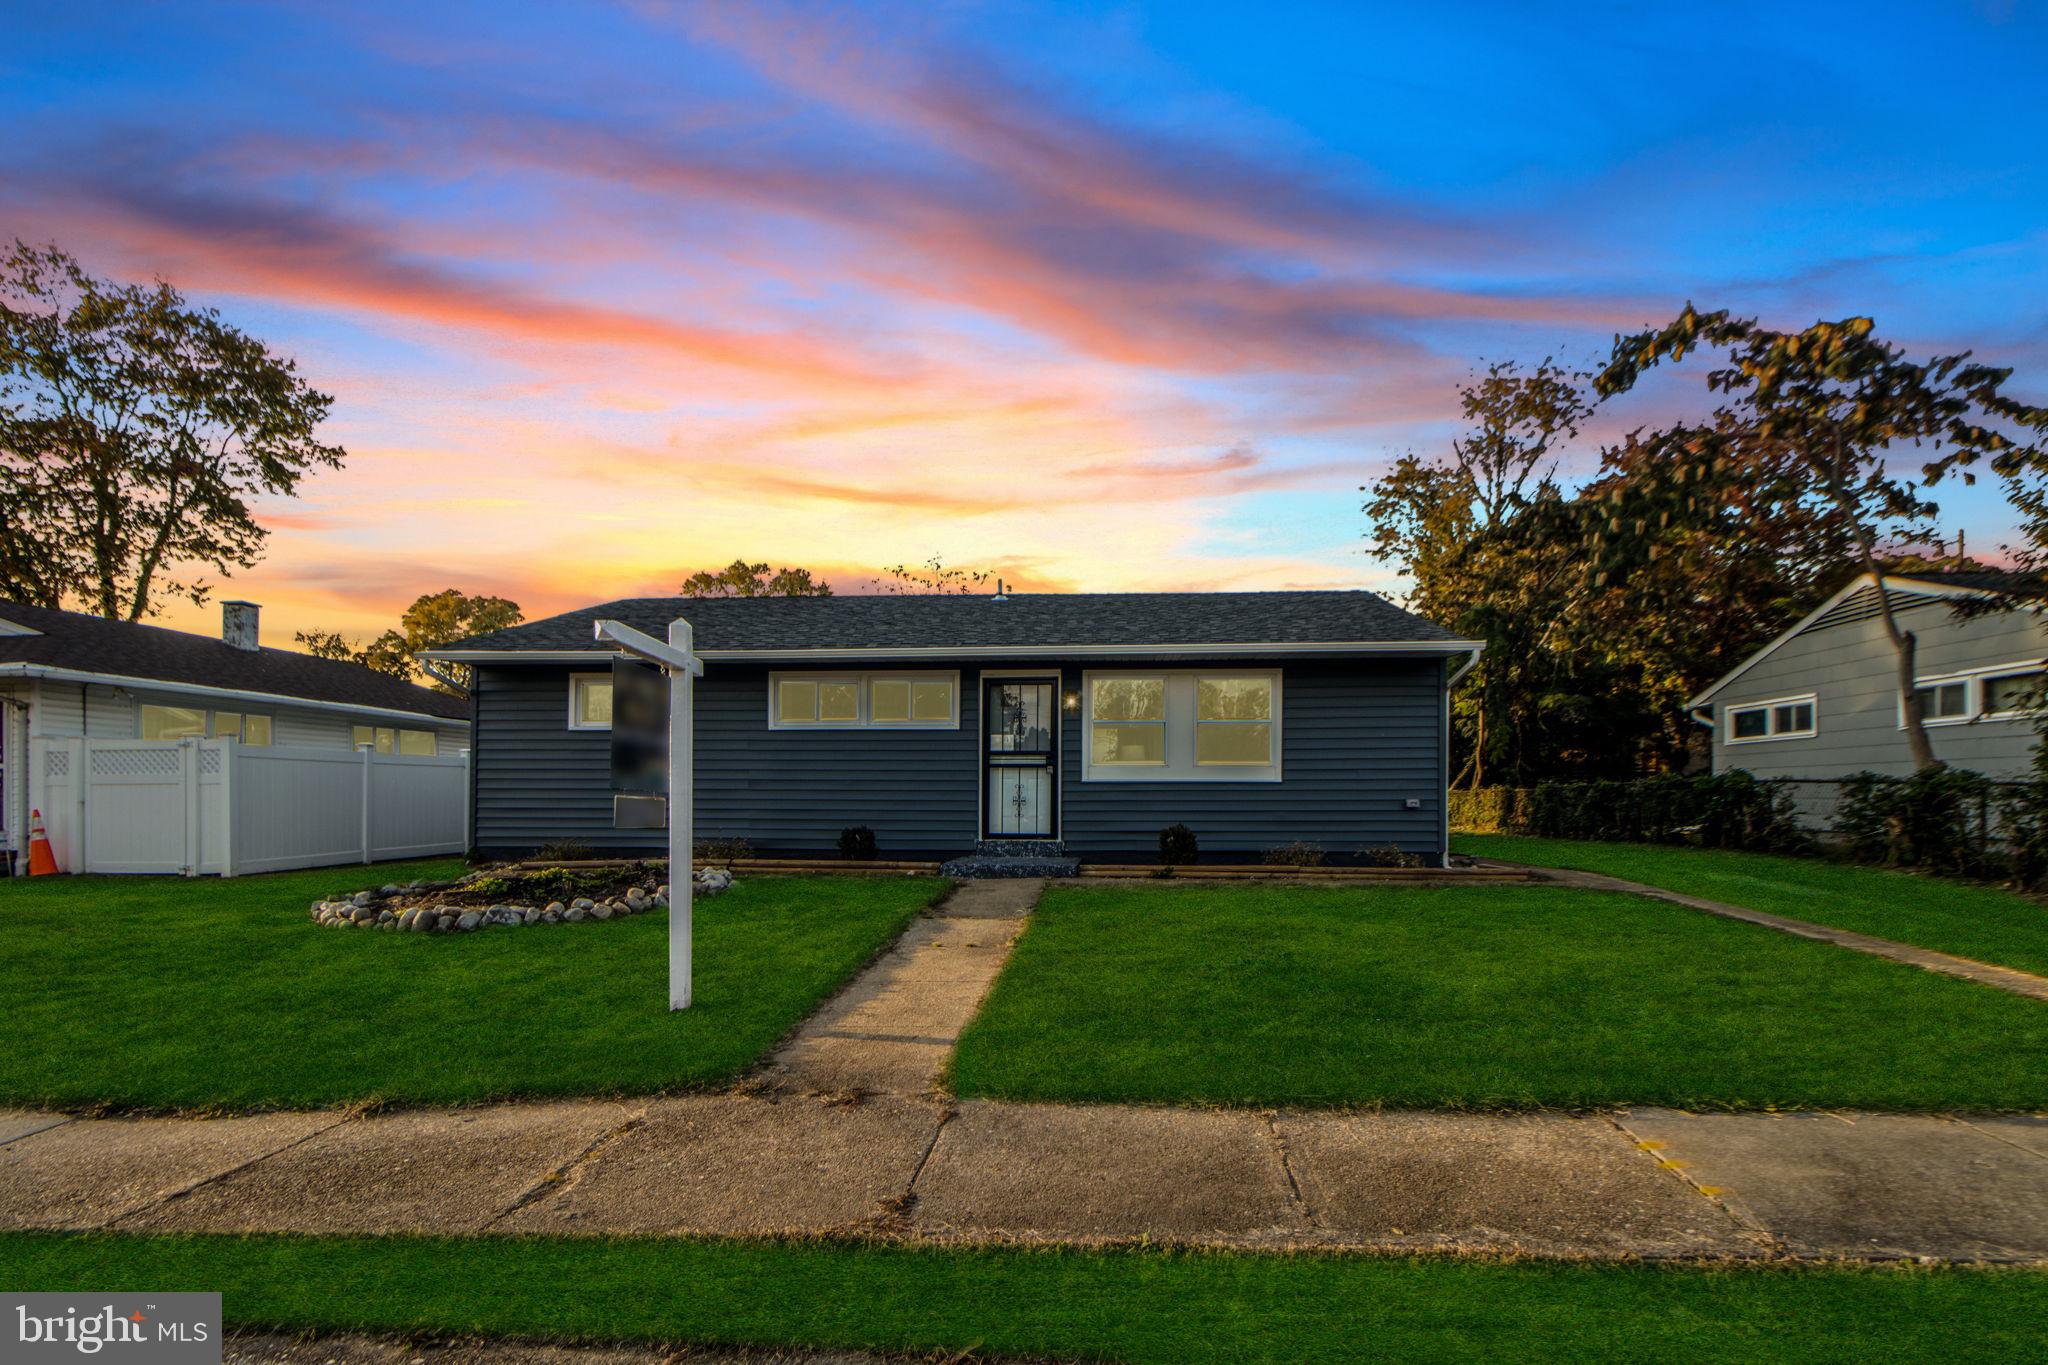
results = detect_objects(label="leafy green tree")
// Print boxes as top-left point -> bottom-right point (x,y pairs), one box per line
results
1595,307 -> 2048,770
0,242 -> 343,618
1365,359 -> 1598,786
295,588 -> 521,693
679,558 -> 834,597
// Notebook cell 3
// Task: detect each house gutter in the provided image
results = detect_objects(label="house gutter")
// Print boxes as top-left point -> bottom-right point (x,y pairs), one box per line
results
421,639 -> 1489,664
0,664 -> 464,728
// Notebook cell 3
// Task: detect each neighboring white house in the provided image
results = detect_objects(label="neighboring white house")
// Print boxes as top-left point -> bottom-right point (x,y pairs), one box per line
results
1691,570 -> 2048,826
1,599 -> 471,874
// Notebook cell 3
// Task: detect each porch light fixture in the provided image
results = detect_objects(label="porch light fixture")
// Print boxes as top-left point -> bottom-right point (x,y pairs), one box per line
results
1062,690 -> 1081,712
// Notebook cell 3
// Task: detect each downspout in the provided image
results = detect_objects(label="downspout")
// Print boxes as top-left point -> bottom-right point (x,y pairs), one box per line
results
1441,644 -> 1483,867
0,694 -> 28,876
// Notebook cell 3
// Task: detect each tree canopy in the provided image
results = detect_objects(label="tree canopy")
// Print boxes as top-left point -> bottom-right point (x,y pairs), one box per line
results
0,242 -> 344,619
1594,306 -> 2048,770
296,588 -> 521,693
679,559 -> 834,597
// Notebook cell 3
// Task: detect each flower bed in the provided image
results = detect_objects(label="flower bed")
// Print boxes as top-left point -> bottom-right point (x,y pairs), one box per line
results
308,863 -> 735,934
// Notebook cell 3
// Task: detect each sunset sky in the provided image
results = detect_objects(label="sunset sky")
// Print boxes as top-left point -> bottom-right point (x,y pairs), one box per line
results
5,1 -> 2046,646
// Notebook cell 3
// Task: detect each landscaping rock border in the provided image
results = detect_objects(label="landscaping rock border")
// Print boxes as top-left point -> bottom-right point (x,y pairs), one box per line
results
308,867 -> 735,935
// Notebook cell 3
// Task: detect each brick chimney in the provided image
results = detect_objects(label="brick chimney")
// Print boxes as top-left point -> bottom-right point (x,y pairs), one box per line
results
221,601 -> 261,651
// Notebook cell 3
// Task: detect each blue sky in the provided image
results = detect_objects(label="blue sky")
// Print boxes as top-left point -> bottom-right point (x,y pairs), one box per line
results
2,0 -> 2044,637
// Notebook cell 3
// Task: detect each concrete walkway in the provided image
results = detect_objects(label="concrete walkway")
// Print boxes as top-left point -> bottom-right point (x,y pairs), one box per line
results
5,876 -> 2047,1263
763,878 -> 1037,1097
1477,860 -> 2048,1001
5,1096 -> 2046,1260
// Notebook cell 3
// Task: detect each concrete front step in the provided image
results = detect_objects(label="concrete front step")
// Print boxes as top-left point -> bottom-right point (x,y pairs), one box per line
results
973,839 -> 1068,858
940,855 -> 1079,879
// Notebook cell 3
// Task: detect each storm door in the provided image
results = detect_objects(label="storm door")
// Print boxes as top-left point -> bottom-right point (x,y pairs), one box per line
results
982,679 -> 1058,838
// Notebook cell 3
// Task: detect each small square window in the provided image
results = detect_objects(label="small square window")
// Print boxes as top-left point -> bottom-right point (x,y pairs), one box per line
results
397,729 -> 437,756
1773,703 -> 1813,735
871,680 -> 911,723
911,680 -> 953,722
776,679 -> 819,724
819,681 -> 860,723
1986,671 -> 2046,715
352,725 -> 397,754
1730,708 -> 1768,739
1916,682 -> 1969,720
570,675 -> 614,730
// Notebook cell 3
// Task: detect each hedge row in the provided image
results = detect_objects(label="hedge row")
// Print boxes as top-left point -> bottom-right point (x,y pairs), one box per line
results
1455,766 -> 2048,888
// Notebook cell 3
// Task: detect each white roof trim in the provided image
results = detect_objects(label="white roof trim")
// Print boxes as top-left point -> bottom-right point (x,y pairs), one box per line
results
0,663 -> 469,727
1687,573 -> 1996,711
0,615 -> 43,637
421,639 -> 1487,664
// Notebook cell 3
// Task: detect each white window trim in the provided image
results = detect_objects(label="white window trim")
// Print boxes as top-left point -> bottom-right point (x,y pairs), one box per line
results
1723,693 -> 1818,745
1082,668 -> 1282,783
1901,659 -> 2048,728
766,671 -> 961,730
567,672 -> 613,731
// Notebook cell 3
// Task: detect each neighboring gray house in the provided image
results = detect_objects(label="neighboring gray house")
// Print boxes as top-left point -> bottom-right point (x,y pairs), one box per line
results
1692,570 -> 2048,824
422,591 -> 1481,868
0,599 -> 471,870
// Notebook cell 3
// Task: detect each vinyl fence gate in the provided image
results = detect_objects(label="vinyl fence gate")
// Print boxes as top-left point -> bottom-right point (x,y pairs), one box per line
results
31,737 -> 469,876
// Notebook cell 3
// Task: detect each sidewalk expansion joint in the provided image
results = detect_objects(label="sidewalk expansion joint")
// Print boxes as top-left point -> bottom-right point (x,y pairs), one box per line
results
1605,1111 -> 1777,1251
0,1115 -> 73,1149
905,1102 -> 957,1198
105,1109 -> 357,1230
1262,1112 -> 1321,1231
485,1109 -> 646,1228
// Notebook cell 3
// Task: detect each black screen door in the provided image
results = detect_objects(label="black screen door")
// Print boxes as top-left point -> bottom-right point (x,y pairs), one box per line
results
983,679 -> 1057,838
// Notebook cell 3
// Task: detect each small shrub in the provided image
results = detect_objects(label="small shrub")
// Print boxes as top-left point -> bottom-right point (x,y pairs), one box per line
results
1262,840 -> 1326,867
534,838 -> 594,863
695,836 -> 753,864
1838,768 -> 2001,876
838,825 -> 878,861
1158,823 -> 1199,866
1357,843 -> 1423,868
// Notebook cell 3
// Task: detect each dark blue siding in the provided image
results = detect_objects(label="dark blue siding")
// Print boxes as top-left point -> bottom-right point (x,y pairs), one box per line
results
470,657 -> 1445,861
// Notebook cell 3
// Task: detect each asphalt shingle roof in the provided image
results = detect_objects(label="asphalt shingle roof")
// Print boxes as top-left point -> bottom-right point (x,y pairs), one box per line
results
438,591 -> 1465,655
0,599 -> 469,721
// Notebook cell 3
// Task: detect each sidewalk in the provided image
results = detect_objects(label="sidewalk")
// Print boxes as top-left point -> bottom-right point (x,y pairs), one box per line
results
3,877 -> 2046,1262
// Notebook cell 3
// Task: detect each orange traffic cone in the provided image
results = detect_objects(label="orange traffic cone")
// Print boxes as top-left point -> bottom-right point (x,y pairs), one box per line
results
25,808 -> 58,876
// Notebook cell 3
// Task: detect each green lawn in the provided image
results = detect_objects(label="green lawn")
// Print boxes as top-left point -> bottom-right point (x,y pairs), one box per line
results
949,882 -> 2048,1111
1457,834 -> 2048,979
0,861 -> 942,1112
3,1234 -> 2040,1365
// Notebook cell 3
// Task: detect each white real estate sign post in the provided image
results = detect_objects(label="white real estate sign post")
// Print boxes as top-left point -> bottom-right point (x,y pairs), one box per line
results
592,617 -> 700,1010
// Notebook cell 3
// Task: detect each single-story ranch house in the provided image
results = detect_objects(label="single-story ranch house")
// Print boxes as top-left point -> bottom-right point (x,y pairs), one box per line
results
422,591 -> 1480,868
1,599 -> 470,873
1692,569 -> 2048,825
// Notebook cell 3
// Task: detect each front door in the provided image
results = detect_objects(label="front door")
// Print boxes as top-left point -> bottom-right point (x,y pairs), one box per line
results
983,678 -> 1058,839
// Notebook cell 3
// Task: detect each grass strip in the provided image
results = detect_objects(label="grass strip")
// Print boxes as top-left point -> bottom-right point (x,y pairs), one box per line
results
1,1232 -> 2041,1364
1457,834 -> 2048,979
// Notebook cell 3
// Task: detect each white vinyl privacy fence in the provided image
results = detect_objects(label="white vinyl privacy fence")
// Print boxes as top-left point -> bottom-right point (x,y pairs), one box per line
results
31,738 -> 468,876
